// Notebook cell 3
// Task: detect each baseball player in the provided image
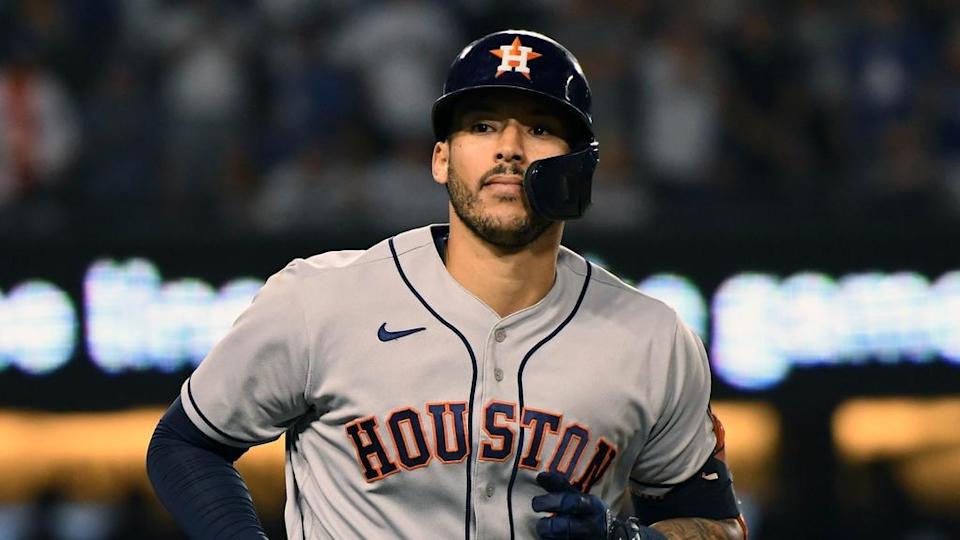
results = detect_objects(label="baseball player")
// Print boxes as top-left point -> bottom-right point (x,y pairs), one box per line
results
147,30 -> 747,540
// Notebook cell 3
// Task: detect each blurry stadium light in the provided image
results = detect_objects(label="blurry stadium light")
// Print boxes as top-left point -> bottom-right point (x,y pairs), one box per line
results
49,502 -> 118,540
711,271 -> 960,390
0,281 -> 76,375
0,409 -> 285,517
636,273 -> 707,338
833,398 -> 960,512
932,271 -> 960,363
711,273 -> 789,389
709,401 -> 780,501
896,446 -> 960,513
84,258 -> 263,373
4,259 -> 960,382
833,398 -> 960,461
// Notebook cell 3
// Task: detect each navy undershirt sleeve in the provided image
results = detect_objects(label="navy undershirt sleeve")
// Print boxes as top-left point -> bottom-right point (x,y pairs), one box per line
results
146,396 -> 268,540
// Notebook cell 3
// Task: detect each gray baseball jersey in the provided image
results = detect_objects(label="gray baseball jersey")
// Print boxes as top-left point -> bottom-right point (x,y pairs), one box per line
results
181,224 -> 717,539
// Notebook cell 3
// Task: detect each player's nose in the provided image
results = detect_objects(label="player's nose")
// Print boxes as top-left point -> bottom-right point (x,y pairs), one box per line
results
495,120 -> 525,164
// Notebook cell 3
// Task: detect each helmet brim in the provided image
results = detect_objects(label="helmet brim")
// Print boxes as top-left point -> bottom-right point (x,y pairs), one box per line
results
431,85 -> 593,149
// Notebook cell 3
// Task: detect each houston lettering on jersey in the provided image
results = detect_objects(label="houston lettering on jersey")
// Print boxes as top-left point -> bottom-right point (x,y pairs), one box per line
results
344,399 -> 617,492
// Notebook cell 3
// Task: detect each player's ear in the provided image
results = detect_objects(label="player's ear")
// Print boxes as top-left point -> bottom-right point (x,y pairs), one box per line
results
432,141 -> 450,185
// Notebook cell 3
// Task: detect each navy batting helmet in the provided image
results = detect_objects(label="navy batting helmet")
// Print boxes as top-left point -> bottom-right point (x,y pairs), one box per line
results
432,30 -> 600,220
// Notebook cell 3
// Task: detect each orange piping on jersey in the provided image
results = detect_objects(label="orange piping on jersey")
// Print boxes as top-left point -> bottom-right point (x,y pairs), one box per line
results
709,408 -> 727,461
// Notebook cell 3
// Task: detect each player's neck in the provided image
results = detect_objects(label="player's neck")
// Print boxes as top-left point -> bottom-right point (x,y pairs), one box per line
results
444,217 -> 563,318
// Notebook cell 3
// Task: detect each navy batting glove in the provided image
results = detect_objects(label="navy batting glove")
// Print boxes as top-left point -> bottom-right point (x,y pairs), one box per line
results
532,472 -> 669,540
532,471 -> 607,539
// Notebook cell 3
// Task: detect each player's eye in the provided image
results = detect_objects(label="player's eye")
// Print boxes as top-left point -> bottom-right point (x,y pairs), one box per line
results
531,126 -> 552,136
470,122 -> 495,133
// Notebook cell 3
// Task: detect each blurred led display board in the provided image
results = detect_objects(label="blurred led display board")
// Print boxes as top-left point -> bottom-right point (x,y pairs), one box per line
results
2,255 -> 958,395
1,225 -> 957,409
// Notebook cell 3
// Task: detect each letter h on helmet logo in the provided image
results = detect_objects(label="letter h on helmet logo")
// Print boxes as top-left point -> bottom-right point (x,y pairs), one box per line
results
490,36 -> 542,79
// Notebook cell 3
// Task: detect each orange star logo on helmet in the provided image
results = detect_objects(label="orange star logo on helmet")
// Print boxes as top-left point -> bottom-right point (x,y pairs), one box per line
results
490,36 -> 543,79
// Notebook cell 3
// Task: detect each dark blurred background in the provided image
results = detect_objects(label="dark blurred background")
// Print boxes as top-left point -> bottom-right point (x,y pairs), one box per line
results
1,0 -> 960,539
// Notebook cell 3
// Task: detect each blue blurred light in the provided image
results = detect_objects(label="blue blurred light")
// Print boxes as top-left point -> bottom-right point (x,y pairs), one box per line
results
0,281 -> 77,375
932,271 -> 960,364
711,273 -> 789,390
84,258 -> 264,374
48,502 -> 118,540
5,257 -> 960,386
636,273 -> 707,338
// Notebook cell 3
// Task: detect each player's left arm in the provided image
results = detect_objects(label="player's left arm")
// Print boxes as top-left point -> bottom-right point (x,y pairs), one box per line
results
647,518 -> 743,540
627,317 -> 747,540
534,445 -> 746,540
533,317 -> 747,540
629,407 -> 746,540
634,317 -> 746,539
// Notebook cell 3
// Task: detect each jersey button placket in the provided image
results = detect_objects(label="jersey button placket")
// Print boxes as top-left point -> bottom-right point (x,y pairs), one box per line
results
493,329 -> 506,384
493,328 -> 507,382
479,326 -> 507,539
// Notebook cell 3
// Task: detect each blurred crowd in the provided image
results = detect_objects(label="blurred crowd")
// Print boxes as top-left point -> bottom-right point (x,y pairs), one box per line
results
2,0 -> 960,239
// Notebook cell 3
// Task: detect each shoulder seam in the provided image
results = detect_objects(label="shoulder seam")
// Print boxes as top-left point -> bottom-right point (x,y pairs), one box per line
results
298,237 -> 432,278
391,239 -> 432,259
563,258 -> 649,297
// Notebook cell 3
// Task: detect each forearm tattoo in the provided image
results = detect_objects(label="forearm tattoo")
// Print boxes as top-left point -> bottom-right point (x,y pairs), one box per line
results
651,518 -> 743,540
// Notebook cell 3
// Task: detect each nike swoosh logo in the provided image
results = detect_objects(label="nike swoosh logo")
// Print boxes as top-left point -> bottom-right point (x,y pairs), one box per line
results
701,472 -> 719,481
378,323 -> 426,342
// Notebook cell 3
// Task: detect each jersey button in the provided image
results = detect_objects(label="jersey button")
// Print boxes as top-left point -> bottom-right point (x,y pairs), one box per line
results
485,484 -> 495,498
494,329 -> 507,343
494,368 -> 504,382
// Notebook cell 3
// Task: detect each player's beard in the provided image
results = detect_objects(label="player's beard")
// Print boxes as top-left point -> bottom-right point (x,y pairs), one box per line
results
445,162 -> 553,249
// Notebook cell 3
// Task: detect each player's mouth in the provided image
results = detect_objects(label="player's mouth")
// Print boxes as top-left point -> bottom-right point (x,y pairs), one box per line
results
483,175 -> 524,194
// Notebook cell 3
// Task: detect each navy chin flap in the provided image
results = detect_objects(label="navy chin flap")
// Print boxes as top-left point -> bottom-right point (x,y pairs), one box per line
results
522,141 -> 600,221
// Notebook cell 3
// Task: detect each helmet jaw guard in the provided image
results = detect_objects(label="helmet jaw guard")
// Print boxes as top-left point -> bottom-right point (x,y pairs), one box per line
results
433,30 -> 599,221
523,141 -> 599,220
